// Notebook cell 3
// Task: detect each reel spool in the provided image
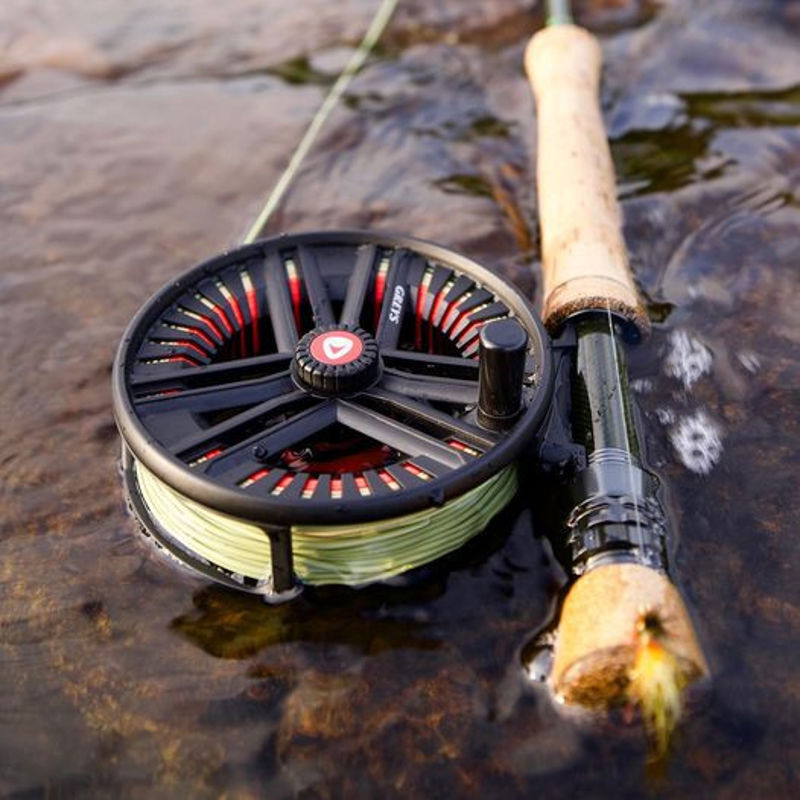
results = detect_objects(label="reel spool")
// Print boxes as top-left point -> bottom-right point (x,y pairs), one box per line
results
113,231 -> 553,597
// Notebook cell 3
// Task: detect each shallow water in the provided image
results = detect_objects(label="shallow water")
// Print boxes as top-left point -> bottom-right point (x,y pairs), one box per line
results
1,0 -> 799,796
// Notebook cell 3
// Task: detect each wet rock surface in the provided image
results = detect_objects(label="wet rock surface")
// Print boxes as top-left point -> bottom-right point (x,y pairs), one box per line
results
1,0 -> 799,796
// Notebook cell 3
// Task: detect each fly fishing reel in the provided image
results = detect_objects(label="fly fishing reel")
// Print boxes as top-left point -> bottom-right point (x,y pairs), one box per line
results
113,231 -> 554,597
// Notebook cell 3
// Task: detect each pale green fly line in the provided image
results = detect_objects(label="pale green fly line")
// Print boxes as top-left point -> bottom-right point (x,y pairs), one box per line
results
136,461 -> 517,586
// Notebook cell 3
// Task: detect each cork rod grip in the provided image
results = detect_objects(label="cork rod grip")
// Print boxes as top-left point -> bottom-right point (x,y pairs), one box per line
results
551,564 -> 708,707
525,25 -> 649,335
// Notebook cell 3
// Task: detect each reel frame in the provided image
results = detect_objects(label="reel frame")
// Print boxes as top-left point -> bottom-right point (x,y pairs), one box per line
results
113,230 -> 555,597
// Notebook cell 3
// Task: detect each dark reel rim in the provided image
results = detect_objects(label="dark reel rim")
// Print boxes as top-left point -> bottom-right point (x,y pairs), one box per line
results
112,230 -> 554,526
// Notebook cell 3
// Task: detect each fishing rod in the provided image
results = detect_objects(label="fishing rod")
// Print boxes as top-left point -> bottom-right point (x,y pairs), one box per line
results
111,0 -> 706,755
525,0 -> 707,753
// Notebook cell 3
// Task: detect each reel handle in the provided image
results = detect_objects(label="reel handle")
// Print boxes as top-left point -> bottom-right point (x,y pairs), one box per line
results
525,25 -> 649,336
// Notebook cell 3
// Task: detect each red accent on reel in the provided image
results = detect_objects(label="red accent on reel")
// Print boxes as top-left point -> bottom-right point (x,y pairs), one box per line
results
309,330 -> 364,366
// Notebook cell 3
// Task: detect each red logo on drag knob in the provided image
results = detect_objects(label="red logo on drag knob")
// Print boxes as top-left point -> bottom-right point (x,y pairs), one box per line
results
310,330 -> 364,366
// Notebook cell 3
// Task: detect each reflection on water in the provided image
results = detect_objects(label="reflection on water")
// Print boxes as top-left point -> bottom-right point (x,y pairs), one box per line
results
172,584 -> 444,661
2,0 -> 800,796
665,330 -> 713,390
669,410 -> 723,476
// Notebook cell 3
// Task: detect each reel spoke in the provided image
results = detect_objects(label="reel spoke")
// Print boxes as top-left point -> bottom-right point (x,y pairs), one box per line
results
359,387 -> 500,450
297,245 -> 335,326
381,349 -> 480,381
130,353 -> 292,394
135,371 -> 294,415
337,399 -> 466,470
170,390 -> 311,461
340,244 -> 377,326
204,401 -> 338,484
380,368 -> 478,405
375,250 -> 413,347
265,252 -> 300,350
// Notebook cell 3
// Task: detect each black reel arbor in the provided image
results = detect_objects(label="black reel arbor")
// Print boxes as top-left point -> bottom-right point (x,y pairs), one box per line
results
113,231 -> 554,597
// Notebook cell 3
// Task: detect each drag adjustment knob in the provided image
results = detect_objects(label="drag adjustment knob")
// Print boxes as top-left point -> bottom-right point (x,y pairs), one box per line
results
478,318 -> 528,430
292,325 -> 380,396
